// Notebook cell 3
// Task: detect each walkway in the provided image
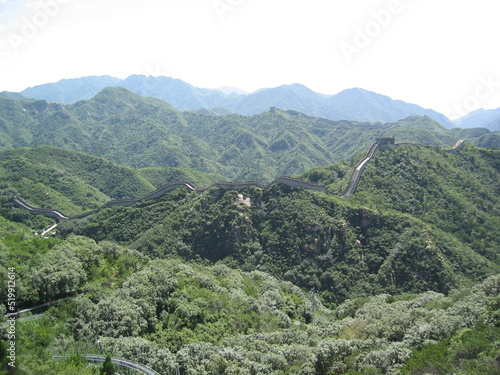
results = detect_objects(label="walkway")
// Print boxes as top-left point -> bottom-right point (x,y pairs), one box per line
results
340,143 -> 380,197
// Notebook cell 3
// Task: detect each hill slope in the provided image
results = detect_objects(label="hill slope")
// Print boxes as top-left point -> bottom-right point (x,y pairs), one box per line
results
3,227 -> 499,374
301,144 -> 499,264
20,75 -> 122,104
356,144 -> 500,263
0,146 -> 223,223
21,144 -> 491,305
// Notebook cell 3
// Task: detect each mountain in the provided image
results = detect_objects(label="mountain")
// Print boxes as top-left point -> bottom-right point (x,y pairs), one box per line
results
325,88 -> 454,127
302,143 -> 500,264
454,107 -> 500,131
21,75 -> 122,103
1,88 -> 495,183
226,83 -> 328,116
71,160 -> 497,299
4,144 -> 498,302
215,86 -> 249,95
17,75 -> 456,127
226,85 -> 455,128
0,146 -> 223,216
118,75 -> 242,110
0,91 -> 25,99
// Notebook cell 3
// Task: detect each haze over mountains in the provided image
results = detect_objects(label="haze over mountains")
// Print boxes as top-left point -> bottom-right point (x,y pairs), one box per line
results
453,107 -> 500,131
8,74 -> 475,129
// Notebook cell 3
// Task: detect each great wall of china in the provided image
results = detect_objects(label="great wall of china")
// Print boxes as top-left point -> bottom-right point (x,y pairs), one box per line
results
11,176 -> 328,222
11,139 -> 466,223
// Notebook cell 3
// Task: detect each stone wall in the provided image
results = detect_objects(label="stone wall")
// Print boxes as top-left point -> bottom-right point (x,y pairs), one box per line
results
11,139 -> 468,222
213,181 -> 265,191
12,195 -> 69,221
340,143 -> 381,197
447,139 -> 466,154
11,177 -> 327,221
273,177 -> 328,193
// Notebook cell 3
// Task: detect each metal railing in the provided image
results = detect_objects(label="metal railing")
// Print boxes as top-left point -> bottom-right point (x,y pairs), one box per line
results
53,355 -> 161,375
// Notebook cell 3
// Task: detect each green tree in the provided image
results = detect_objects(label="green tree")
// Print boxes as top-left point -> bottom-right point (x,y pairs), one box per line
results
100,355 -> 115,375
0,341 -> 7,371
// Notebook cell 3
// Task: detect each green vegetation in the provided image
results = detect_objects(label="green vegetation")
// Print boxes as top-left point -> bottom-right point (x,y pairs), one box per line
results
1,243 -> 499,373
401,324 -> 500,375
300,144 -> 499,262
0,90 -> 497,182
66,182 -> 496,306
0,146 -> 221,222
0,106 -> 498,374
137,167 -> 223,189
100,355 -> 115,375
354,144 -> 500,263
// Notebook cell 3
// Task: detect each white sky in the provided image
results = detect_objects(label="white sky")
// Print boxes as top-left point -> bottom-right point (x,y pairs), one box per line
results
0,0 -> 499,118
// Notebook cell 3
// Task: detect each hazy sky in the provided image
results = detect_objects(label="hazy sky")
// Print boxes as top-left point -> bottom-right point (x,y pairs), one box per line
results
0,0 -> 499,118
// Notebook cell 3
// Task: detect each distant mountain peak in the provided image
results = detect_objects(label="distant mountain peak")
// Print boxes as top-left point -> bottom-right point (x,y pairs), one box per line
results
215,86 -> 248,96
453,107 -> 500,131
16,75 -> 456,127
277,83 -> 316,92
336,87 -> 388,98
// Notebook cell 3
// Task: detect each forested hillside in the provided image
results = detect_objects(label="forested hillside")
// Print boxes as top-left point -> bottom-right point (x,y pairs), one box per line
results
357,145 -> 499,262
3,144 -> 498,305
301,144 -> 499,264
1,221 -> 499,374
0,146 -> 224,230
0,89 -> 498,182
454,107 -> 500,131
0,99 -> 499,374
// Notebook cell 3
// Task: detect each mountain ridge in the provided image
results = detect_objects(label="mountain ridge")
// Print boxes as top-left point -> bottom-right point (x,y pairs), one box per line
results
453,107 -> 500,131
1,88 -> 497,183
9,139 -> 469,227
17,75 -> 456,127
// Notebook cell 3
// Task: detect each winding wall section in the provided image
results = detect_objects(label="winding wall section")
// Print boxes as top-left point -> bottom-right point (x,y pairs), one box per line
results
11,140 -> 466,221
339,138 -> 466,197
12,177 -> 327,222
340,143 -> 381,197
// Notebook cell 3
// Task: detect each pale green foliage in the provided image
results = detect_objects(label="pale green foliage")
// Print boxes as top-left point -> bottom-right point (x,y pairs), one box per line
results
75,295 -> 149,339
120,260 -> 177,302
355,343 -> 412,373
13,245 -> 500,374
31,248 -> 87,300
29,236 -> 102,300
